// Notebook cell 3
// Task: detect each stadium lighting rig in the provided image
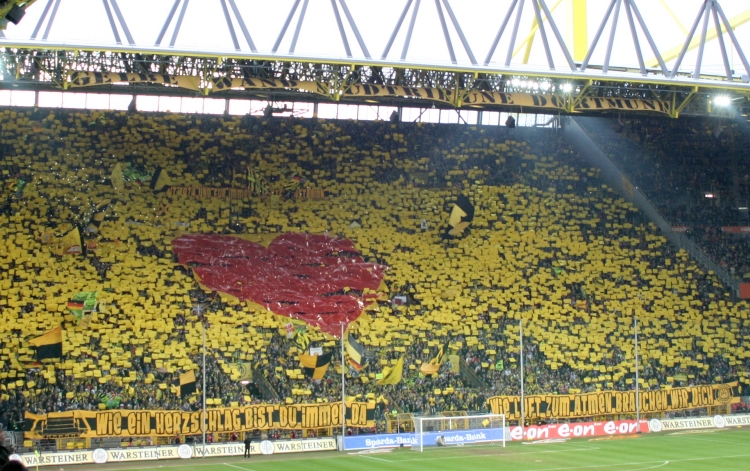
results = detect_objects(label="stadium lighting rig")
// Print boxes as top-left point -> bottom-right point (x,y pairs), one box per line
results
713,96 -> 733,107
507,78 -> 554,92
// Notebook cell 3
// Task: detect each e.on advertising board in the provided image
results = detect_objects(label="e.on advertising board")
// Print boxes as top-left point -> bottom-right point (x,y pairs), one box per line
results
509,420 -> 650,441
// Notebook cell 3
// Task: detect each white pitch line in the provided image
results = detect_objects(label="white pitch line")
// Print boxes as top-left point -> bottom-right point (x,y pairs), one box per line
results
510,452 -> 750,471
397,446 -> 601,463
223,463 -> 255,471
676,436 -> 750,446
622,461 -> 669,471
360,454 -> 393,462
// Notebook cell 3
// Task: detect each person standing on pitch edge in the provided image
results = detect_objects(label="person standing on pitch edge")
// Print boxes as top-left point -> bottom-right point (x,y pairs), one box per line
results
244,434 -> 252,458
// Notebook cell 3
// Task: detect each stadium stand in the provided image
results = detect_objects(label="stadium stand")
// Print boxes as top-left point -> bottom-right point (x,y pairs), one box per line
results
577,116 -> 750,279
0,108 -> 748,445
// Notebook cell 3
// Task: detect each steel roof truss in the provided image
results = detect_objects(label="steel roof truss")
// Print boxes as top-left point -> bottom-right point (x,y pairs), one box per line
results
712,4 -> 732,81
338,0 -> 371,59
714,1 -> 750,80
226,0 -> 257,53
623,0 -> 645,75
108,0 -> 134,46
440,0 -> 477,66
530,0 -> 555,69
434,0 -> 456,64
170,0 -> 190,48
289,0 -> 309,54
219,0 -> 240,51
381,0 -> 413,60
694,1 -> 711,80
582,0 -> 666,77
330,0 -> 352,58
272,0 -> 300,54
627,0 -> 669,76
483,0 -> 519,66
155,0 -> 180,47
42,0 -> 61,41
30,0 -> 53,41
537,0 -> 576,71
505,0 -> 525,67
580,0 -> 616,72
102,0 -> 121,45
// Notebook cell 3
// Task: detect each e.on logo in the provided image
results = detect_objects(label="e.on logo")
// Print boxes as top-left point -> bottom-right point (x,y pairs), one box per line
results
603,421 -> 640,435
510,420 -> 647,441
556,423 -> 596,438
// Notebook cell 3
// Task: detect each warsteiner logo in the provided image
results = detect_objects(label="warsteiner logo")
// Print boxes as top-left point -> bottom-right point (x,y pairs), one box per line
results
92,448 -> 108,464
260,440 -> 274,455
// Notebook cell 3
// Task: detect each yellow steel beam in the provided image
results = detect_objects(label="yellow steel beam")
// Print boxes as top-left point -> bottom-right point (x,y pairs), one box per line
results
647,8 -> 750,68
522,16 -> 539,65
671,86 -> 699,118
518,0 -> 565,64
572,0 -> 588,62
658,0 -> 688,35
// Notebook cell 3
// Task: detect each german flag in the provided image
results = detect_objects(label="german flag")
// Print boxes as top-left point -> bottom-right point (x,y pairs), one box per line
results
29,326 -> 63,360
345,333 -> 366,371
174,371 -> 197,396
299,352 -> 332,380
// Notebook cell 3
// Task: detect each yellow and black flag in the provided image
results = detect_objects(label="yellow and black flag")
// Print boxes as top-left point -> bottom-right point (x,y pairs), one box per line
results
29,326 -> 63,360
295,330 -> 311,352
150,166 -> 172,192
445,194 -> 475,238
433,340 -> 450,364
420,340 -> 450,376
59,227 -> 83,255
299,352 -> 332,380
377,357 -> 404,386
173,371 -> 197,396
345,333 -> 366,371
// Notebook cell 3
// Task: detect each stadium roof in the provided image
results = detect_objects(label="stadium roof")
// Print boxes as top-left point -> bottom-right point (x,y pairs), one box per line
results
1,0 -> 749,118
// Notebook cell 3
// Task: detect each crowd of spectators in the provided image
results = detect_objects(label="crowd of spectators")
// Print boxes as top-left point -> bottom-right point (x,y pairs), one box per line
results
577,116 -> 750,278
0,108 -> 748,445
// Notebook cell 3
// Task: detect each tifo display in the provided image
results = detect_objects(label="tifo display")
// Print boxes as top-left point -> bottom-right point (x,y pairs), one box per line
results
0,107 -> 748,455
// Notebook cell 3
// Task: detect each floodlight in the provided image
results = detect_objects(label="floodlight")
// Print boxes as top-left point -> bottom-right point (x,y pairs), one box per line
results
714,96 -> 732,107
561,83 -> 573,93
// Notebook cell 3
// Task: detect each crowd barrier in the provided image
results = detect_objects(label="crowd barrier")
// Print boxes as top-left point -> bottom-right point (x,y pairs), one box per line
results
8,437 -> 337,467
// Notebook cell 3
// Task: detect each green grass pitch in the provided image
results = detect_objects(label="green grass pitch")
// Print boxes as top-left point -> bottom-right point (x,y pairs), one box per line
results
54,428 -> 750,471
